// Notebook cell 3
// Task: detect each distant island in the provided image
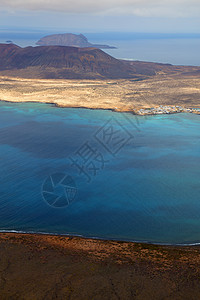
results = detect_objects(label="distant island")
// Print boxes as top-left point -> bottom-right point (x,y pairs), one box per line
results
36,33 -> 117,49
0,43 -> 200,115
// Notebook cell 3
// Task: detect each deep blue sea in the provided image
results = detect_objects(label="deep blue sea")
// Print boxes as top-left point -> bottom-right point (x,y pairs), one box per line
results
0,101 -> 200,244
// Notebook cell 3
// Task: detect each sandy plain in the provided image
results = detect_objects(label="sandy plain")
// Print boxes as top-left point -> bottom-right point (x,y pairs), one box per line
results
0,73 -> 200,113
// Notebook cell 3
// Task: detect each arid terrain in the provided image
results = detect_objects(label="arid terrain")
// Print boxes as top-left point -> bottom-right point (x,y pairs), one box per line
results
0,72 -> 199,113
0,43 -> 199,113
1,233 -> 200,299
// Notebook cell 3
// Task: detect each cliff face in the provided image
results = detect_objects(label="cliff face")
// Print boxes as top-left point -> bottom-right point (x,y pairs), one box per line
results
36,33 -> 116,49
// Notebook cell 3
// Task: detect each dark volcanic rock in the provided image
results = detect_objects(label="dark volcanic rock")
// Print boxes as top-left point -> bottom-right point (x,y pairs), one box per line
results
0,43 -> 137,79
1,43 -> 195,80
36,33 -> 116,49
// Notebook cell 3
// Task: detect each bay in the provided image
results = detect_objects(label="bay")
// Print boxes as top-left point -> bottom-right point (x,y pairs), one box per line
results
0,102 -> 200,244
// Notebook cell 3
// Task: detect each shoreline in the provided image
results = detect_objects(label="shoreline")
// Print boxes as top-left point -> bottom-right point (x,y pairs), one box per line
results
1,229 -> 200,247
1,98 -> 200,117
0,75 -> 200,115
1,231 -> 200,266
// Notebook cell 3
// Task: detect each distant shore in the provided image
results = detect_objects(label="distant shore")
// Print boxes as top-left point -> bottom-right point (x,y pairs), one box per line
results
1,232 -> 200,298
1,98 -> 200,117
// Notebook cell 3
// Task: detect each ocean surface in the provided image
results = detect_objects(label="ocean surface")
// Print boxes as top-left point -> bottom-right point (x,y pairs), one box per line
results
0,31 -> 200,66
0,102 -> 200,244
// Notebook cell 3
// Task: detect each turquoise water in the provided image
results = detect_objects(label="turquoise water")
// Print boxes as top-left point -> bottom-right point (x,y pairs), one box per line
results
0,102 -> 200,244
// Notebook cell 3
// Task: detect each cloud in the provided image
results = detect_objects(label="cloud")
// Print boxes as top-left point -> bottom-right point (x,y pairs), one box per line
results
0,0 -> 200,17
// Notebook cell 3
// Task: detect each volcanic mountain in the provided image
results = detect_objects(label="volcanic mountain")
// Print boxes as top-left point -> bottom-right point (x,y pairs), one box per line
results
0,43 -> 143,79
0,43 -> 199,80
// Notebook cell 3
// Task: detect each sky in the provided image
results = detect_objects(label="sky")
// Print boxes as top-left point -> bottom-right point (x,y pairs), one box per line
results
0,0 -> 200,33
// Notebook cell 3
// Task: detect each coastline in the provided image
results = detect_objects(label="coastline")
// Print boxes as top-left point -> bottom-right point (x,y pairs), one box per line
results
1,229 -> 200,247
1,96 -> 200,117
0,75 -> 200,116
1,231 -> 200,263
